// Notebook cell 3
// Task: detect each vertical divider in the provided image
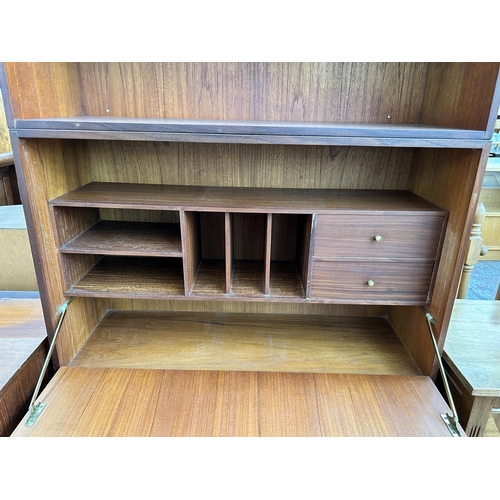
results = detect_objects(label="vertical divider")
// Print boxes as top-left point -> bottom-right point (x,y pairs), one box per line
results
299,214 -> 315,298
180,210 -> 200,296
264,213 -> 273,295
225,212 -> 233,294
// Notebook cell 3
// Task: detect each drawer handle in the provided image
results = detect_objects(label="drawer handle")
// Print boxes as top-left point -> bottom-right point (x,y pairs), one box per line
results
374,235 -> 382,241
367,280 -> 375,287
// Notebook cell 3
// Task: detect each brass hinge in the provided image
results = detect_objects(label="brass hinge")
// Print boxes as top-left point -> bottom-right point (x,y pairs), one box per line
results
25,297 -> 74,427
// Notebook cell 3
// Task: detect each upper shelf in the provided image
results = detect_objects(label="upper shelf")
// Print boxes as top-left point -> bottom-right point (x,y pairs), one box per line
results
12,117 -> 489,148
49,182 -> 449,215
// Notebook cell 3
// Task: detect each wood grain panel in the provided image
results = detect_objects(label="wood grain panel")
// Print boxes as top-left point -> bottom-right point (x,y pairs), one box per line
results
108,298 -> 387,318
12,367 -> 461,437
11,367 -> 106,437
12,137 -> 106,367
150,370 -> 220,437
72,63 -> 428,123
314,214 -> 447,260
85,141 -> 413,191
310,260 -> 434,304
69,311 -> 420,375
3,63 -> 82,120
421,63 -> 500,133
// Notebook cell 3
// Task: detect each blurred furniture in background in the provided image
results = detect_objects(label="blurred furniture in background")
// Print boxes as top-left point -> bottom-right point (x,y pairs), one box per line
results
457,202 -> 488,298
0,298 -> 47,436
444,283 -> 500,436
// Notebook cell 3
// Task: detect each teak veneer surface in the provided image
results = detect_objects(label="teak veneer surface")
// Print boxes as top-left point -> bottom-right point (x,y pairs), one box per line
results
11,367 -> 459,437
49,183 -> 447,215
69,311 -> 421,375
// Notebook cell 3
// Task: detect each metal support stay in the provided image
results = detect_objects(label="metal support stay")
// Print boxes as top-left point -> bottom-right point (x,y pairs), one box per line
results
420,306 -> 462,437
25,297 -> 74,426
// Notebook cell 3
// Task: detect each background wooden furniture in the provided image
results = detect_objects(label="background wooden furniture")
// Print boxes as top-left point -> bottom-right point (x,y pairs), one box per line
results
443,293 -> 500,437
1,62 -> 499,437
479,157 -> 500,259
0,204 -> 38,290
0,298 -> 47,436
457,202 -> 488,298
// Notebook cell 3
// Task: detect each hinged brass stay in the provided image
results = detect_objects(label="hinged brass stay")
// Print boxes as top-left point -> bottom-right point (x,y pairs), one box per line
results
420,306 -> 462,437
25,297 -> 74,427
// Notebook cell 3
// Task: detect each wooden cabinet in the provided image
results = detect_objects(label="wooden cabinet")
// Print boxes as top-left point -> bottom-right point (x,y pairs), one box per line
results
1,62 -> 499,436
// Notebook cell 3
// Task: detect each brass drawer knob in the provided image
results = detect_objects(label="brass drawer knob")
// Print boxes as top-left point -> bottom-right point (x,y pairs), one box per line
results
374,235 -> 382,241
367,280 -> 375,287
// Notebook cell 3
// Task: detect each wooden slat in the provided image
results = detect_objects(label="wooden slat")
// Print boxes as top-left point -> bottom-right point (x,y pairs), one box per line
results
60,221 -> 183,257
225,213 -> 232,294
13,127 -> 489,148
13,116 -> 488,139
264,214 -> 272,295
12,367 -> 461,437
50,182 -> 448,215
69,311 -> 421,375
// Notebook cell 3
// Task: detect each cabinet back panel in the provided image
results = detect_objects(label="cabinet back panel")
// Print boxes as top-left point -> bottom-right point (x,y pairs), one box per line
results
4,63 -> 428,124
107,298 -> 388,317
87,141 -> 413,191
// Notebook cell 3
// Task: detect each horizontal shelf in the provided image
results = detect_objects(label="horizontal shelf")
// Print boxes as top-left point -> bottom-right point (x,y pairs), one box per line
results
67,257 -> 185,298
69,311 -> 422,376
13,117 -> 489,148
50,183 -> 448,215
60,221 -> 182,257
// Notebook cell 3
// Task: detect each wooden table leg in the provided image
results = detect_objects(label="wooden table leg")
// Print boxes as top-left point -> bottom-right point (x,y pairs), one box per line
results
460,392 -> 495,437
492,397 -> 500,434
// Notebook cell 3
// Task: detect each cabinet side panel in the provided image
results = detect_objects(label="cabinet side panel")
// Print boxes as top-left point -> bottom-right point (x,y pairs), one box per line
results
3,63 -> 82,120
75,63 -> 427,124
420,63 -> 500,132
12,137 -> 105,366
389,146 -> 490,375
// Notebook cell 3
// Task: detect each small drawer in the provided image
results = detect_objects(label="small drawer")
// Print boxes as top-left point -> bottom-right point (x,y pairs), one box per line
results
313,214 -> 446,260
309,260 -> 435,304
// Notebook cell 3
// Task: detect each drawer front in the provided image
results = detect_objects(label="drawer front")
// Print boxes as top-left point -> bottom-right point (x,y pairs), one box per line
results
309,260 -> 435,303
314,214 -> 445,260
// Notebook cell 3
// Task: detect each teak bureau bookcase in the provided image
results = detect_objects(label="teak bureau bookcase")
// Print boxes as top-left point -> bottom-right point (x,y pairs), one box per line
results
2,63 -> 499,436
